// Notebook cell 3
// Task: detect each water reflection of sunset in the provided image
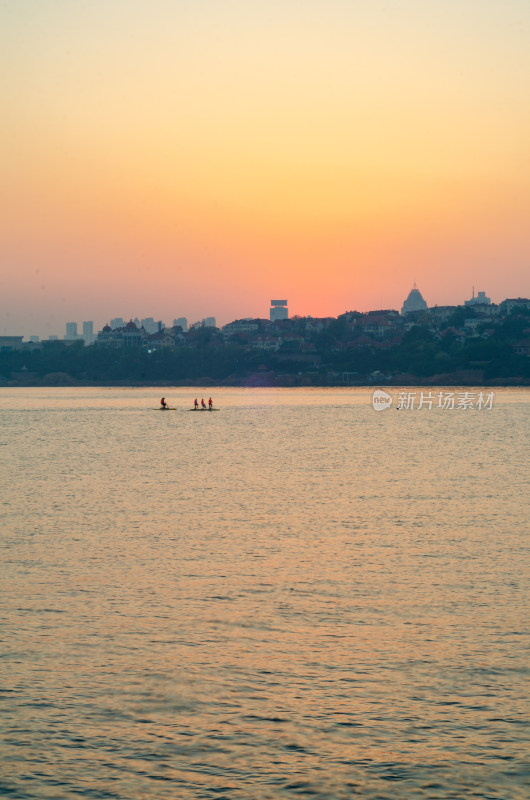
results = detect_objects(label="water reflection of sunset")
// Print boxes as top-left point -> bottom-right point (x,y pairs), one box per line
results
2,386 -> 527,797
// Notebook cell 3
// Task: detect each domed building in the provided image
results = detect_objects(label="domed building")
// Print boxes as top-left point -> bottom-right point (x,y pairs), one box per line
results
96,320 -> 145,347
122,319 -> 143,346
401,283 -> 428,315
96,324 -> 113,343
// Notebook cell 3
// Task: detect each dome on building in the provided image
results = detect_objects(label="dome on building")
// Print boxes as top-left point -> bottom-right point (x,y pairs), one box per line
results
125,320 -> 138,329
401,284 -> 428,315
102,324 -> 112,332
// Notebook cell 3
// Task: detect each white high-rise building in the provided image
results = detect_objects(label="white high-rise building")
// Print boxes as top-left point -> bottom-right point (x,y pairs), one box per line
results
82,321 -> 94,344
173,317 -> 188,331
65,322 -> 78,340
270,299 -> 288,321
110,317 -> 124,329
202,317 -> 216,328
141,317 -> 157,334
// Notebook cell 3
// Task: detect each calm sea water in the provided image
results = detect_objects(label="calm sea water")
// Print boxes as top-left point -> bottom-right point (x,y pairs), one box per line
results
1,387 -> 528,800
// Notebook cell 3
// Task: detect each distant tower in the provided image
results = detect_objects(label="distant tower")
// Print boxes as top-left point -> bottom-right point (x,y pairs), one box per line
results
401,284 -> 428,315
82,321 -> 94,344
173,317 -> 188,331
65,322 -> 78,340
465,288 -> 491,307
270,299 -> 288,321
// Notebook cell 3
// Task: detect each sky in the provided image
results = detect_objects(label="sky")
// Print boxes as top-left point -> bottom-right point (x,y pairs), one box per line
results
1,0 -> 529,337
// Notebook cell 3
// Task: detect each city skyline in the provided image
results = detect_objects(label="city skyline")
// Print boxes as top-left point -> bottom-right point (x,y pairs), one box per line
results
5,285 -> 530,342
2,1 -> 529,338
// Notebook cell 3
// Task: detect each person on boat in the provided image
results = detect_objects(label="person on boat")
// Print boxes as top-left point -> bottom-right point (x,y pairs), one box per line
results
201,398 -> 207,409
194,398 -> 199,410
160,397 -> 168,410
208,397 -> 213,410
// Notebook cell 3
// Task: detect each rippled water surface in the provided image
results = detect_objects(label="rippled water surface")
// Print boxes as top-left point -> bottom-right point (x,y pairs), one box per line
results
1,387 -> 529,799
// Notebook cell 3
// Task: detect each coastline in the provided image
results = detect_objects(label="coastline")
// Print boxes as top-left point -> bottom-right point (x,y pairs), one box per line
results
2,375 -> 529,388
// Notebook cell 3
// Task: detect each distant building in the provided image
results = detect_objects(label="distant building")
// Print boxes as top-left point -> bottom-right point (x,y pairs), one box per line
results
500,298 -> 530,314
463,318 -> 481,336
253,336 -> 280,352
222,319 -> 260,336
29,335 -> 40,343
146,330 -> 178,349
110,317 -> 124,329
366,309 -> 401,319
513,339 -> 530,356
123,320 -> 143,345
48,335 -> 58,341
270,299 -> 288,321
361,316 -> 395,338
82,321 -> 94,345
141,317 -> 158,334
401,284 -> 428,315
202,317 -> 216,328
465,289 -> 491,307
429,306 -> 458,326
173,317 -> 188,331
96,320 -> 144,347
0,335 -> 23,351
65,322 -> 78,340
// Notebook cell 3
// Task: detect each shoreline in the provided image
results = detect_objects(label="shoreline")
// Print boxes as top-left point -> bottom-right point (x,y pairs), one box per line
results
2,377 -> 529,389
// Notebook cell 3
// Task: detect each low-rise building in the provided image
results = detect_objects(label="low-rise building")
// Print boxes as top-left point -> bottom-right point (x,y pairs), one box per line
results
429,306 -> 458,325
463,318 -> 481,335
253,336 -> 280,352
513,339 -> 530,356
96,320 -> 146,347
222,319 -> 260,337
465,289 -> 491,307
146,331 -> 178,349
0,336 -> 23,351
500,298 -> 530,315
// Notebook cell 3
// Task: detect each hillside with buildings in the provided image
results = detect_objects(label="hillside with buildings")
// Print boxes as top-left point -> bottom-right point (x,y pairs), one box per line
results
1,291 -> 529,386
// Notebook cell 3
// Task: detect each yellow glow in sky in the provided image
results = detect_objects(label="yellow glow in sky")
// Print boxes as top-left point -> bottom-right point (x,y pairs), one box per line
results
1,1 -> 529,335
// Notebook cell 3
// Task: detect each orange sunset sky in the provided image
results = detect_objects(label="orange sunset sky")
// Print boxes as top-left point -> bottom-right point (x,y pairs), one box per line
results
1,0 -> 529,337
